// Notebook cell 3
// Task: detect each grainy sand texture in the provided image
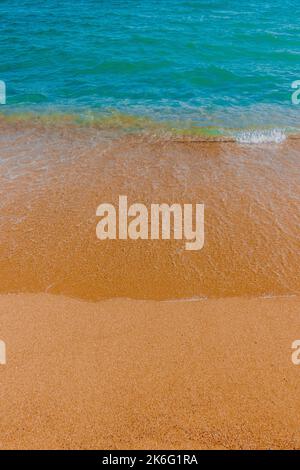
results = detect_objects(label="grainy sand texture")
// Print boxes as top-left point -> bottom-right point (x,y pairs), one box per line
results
0,122 -> 299,449
0,294 -> 299,449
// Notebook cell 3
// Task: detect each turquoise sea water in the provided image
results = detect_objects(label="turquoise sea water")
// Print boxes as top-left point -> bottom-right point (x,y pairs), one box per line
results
1,0 -> 300,133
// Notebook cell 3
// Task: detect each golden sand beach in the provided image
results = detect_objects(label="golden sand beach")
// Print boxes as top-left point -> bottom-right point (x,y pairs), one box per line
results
0,120 -> 299,449
0,119 -> 299,300
0,294 -> 299,450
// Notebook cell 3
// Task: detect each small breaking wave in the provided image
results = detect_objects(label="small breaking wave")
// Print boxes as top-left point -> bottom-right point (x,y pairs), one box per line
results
235,129 -> 287,144
0,110 -> 297,144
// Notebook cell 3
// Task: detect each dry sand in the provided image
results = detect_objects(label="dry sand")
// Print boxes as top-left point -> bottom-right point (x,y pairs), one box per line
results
0,121 -> 299,449
0,293 -> 299,449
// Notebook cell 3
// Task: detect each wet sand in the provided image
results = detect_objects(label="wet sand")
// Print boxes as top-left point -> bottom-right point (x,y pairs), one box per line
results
0,120 -> 299,301
0,120 -> 299,449
0,293 -> 299,450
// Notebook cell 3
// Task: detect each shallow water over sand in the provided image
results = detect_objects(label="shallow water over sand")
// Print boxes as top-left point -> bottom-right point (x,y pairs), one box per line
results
0,121 -> 299,300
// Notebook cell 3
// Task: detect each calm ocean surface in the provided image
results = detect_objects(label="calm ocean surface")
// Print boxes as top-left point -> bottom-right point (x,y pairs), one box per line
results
1,0 -> 300,132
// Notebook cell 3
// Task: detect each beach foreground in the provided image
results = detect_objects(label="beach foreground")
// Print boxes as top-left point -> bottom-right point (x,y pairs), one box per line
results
0,293 -> 299,449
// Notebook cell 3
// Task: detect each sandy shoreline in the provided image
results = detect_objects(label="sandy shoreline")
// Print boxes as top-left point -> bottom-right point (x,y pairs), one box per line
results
0,122 -> 299,449
0,122 -> 299,301
0,293 -> 299,449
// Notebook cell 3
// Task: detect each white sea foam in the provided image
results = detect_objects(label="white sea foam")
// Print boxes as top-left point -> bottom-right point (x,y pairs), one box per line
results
235,129 -> 286,144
